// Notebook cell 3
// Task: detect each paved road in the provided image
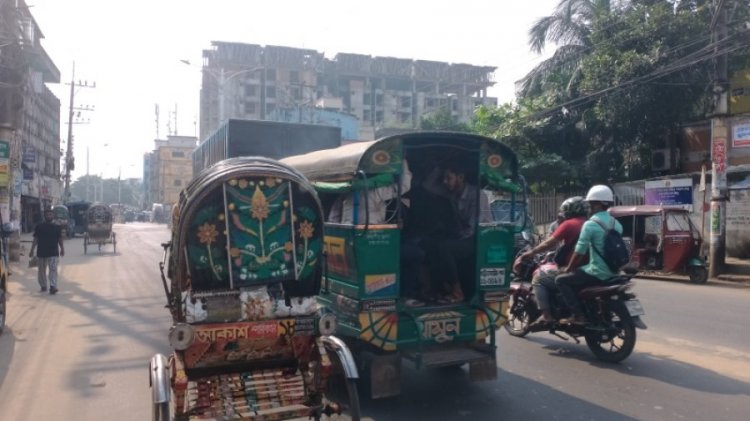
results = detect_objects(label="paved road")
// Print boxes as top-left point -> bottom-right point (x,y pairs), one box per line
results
1,223 -> 748,420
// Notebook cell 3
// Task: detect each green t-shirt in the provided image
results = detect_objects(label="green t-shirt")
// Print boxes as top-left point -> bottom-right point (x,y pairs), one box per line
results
574,211 -> 623,281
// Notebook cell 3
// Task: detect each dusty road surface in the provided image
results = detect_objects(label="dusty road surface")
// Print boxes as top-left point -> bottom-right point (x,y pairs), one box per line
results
1,222 -> 748,420
0,223 -> 173,421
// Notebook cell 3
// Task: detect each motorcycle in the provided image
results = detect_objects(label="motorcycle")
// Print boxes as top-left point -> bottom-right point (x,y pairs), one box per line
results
504,251 -> 647,363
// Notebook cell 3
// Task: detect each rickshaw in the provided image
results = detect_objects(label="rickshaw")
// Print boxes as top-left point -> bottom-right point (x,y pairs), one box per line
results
281,131 -> 525,398
52,205 -> 70,238
149,157 -> 360,421
66,201 -> 91,237
84,203 -> 116,254
609,205 -> 708,284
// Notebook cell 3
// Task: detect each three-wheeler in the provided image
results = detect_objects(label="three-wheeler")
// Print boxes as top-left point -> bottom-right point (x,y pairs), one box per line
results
149,157 -> 360,420
609,205 -> 708,284
84,203 -> 116,254
282,131 -> 525,398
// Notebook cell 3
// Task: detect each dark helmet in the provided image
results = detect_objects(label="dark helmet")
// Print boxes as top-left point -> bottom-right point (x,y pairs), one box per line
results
559,196 -> 587,219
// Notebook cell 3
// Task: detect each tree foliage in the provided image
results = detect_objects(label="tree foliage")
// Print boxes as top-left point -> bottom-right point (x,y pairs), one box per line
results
69,175 -> 143,208
480,0 -> 750,191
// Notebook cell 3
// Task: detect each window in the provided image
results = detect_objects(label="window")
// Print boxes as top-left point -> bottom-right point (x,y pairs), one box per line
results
245,102 -> 257,114
266,104 -> 276,114
266,69 -> 276,81
363,110 -> 371,121
245,85 -> 258,97
171,151 -> 185,158
375,94 -> 383,106
174,179 -> 182,187
290,70 -> 299,83
375,111 -> 384,122
267,86 -> 276,98
363,93 -> 371,104
292,87 -> 301,100
401,97 -> 411,108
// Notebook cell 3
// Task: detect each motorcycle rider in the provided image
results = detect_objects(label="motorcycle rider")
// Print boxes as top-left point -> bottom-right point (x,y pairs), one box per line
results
556,185 -> 623,325
519,196 -> 588,327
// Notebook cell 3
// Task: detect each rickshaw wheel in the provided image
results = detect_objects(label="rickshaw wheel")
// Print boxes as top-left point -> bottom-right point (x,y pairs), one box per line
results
319,347 -> 361,421
688,266 -> 708,284
83,236 -> 88,254
152,401 -> 169,421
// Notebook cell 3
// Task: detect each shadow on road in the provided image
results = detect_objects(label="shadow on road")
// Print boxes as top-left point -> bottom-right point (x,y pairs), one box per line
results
0,327 -> 16,387
356,364 -> 636,421
524,335 -> 750,396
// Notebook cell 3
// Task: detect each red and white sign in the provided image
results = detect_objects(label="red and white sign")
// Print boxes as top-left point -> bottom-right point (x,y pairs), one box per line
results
733,122 -> 750,148
712,137 -> 727,175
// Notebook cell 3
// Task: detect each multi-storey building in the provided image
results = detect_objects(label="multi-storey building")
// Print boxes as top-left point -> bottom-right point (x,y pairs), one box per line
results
144,135 -> 196,209
198,42 -> 496,141
0,0 -> 60,235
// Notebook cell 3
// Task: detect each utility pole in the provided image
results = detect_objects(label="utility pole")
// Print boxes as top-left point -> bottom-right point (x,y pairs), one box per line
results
708,0 -> 729,278
63,62 -> 95,202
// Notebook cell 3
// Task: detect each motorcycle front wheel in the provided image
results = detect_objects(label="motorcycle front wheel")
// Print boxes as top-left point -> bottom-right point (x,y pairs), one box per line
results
504,293 -> 533,338
585,302 -> 636,363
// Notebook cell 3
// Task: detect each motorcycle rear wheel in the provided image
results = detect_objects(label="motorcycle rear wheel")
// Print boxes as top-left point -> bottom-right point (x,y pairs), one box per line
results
584,303 -> 636,363
504,293 -> 533,338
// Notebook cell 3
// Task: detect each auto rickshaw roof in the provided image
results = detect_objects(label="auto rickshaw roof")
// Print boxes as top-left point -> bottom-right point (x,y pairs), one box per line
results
609,205 -> 690,217
280,131 -> 518,181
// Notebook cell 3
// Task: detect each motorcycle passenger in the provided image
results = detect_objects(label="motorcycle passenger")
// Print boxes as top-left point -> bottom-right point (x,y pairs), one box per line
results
519,196 -> 588,327
556,185 -> 623,325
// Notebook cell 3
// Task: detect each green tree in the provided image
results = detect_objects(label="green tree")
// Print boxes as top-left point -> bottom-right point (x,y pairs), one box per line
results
419,108 -> 470,131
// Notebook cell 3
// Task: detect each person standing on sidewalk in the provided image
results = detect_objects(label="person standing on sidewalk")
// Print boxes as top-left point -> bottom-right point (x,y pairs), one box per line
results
29,209 -> 64,295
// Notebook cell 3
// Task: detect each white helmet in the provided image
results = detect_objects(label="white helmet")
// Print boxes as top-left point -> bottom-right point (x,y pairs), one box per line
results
585,185 -> 614,203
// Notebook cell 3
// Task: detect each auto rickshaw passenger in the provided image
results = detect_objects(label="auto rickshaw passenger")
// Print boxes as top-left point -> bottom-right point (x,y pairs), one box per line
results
556,185 -> 623,325
519,196 -> 588,327
424,164 -> 490,303
328,161 -> 412,224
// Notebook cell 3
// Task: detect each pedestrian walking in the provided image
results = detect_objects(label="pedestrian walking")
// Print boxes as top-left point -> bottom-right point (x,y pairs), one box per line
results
29,209 -> 65,295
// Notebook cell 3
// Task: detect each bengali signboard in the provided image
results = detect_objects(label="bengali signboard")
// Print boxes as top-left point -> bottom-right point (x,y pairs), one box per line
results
733,121 -> 750,148
645,178 -> 693,210
0,140 -> 9,187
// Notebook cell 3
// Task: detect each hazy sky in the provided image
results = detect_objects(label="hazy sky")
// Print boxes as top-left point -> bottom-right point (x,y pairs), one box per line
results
31,0 -> 558,181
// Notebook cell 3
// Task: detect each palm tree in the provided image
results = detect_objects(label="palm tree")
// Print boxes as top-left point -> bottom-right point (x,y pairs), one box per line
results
520,0 -> 620,96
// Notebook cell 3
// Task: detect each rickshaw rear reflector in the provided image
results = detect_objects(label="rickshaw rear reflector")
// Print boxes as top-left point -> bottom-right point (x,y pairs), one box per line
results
318,313 -> 337,335
169,323 -> 196,350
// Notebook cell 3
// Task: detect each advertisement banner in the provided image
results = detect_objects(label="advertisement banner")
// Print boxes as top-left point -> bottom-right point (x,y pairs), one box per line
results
645,178 -> 693,209
733,121 -> 750,148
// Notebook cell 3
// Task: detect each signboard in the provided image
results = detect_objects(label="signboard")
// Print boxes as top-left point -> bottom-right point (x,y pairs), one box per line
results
0,140 -> 9,187
733,121 -> 750,148
645,178 -> 693,209
22,146 -> 37,163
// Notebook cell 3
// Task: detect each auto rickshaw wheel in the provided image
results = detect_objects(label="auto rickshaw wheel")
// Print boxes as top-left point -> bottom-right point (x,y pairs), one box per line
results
688,266 -> 708,284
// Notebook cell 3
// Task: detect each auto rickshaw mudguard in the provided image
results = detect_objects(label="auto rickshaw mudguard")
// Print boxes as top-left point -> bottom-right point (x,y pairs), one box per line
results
687,257 -> 706,268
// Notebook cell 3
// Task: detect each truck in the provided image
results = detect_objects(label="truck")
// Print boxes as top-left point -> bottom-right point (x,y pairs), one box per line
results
192,119 -> 342,175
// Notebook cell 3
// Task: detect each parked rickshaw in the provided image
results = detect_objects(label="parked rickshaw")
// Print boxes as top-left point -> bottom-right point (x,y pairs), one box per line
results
149,157 -> 360,421
282,131 -> 524,398
609,205 -> 708,284
66,201 -> 91,237
52,205 -> 70,238
84,203 -> 116,254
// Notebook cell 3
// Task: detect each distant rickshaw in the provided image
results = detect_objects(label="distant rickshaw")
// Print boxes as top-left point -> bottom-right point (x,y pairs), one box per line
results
149,157 -> 360,420
84,203 -> 116,254
66,201 -> 91,237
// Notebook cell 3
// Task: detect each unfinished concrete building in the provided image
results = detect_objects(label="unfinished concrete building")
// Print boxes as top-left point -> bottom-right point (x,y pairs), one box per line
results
199,42 -> 496,141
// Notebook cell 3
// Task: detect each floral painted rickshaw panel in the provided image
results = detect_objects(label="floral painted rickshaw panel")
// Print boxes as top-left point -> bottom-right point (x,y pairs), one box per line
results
186,188 -> 230,291
186,176 -> 322,292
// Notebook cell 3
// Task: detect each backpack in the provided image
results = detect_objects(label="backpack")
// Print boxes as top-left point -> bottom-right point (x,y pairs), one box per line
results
590,217 -> 630,273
